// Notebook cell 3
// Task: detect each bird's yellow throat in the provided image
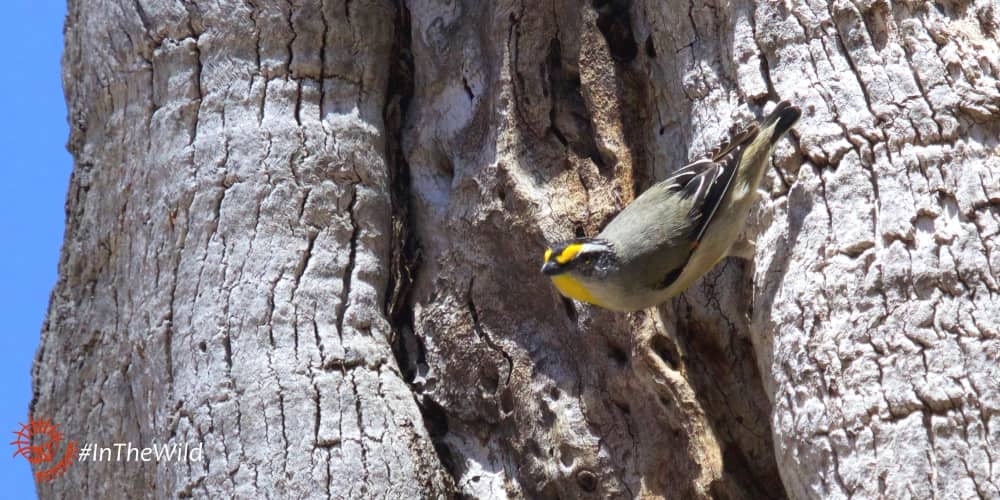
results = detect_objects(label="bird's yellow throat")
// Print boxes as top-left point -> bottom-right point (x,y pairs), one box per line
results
550,274 -> 599,305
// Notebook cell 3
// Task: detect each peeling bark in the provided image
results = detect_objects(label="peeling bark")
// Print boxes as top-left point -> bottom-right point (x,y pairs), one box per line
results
34,0 -> 999,499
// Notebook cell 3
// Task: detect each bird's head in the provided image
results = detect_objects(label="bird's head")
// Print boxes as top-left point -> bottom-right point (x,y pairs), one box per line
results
541,238 -> 617,305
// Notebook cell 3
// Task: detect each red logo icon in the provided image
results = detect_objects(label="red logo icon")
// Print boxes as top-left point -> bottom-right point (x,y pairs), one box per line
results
10,418 -> 78,482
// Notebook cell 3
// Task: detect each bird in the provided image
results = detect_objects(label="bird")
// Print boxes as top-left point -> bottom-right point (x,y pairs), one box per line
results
541,100 -> 801,311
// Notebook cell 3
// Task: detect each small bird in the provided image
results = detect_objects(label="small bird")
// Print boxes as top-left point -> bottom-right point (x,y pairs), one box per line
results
541,101 -> 801,311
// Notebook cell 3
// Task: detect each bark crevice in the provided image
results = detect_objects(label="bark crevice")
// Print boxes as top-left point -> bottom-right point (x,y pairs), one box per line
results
381,0 -> 458,490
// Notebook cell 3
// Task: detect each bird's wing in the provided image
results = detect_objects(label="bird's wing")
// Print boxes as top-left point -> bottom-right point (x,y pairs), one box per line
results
663,121 -> 761,246
650,130 -> 756,290
661,154 -> 738,248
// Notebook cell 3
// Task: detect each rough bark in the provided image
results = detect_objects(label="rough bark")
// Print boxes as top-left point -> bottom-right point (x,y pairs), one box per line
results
33,0 -> 999,499
35,0 -> 450,497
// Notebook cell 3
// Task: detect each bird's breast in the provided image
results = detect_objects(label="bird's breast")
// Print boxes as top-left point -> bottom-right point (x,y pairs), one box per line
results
550,275 -> 599,305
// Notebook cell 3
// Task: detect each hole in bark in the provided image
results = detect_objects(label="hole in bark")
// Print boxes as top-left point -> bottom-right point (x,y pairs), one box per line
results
419,396 -> 449,438
561,297 -> 578,323
644,35 -> 657,58
438,152 -> 455,179
576,469 -> 599,492
614,400 -> 631,415
659,395 -> 672,408
593,0 -> 638,62
559,443 -> 580,467
607,342 -> 628,366
650,334 -> 679,369
588,150 -> 609,172
574,225 -> 586,238
526,439 -> 542,456
461,77 -> 475,100
549,387 -> 561,400
500,387 -> 515,414
198,341 -> 207,352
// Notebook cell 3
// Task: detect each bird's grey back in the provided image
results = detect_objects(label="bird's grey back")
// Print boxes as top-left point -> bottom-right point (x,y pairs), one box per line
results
598,182 -> 696,286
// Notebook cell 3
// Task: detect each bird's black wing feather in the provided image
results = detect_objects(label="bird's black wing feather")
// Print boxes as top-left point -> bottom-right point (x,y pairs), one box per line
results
652,157 -> 735,290
652,116 -> 767,290
661,155 -> 738,248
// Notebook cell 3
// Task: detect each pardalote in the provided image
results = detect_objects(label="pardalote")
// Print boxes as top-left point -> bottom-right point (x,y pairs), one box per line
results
542,100 -> 801,311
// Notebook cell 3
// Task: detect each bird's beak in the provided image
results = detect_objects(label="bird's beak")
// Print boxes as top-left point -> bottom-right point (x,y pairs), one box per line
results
541,261 -> 561,276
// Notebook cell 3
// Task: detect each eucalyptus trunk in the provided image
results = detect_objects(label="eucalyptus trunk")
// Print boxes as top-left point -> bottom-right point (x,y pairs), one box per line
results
34,0 -> 999,498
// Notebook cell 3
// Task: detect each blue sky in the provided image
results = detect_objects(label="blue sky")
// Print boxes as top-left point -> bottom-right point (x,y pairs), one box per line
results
1,1 -> 72,497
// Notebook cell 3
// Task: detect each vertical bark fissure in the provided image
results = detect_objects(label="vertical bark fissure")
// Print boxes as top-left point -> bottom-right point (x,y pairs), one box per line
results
336,188 -> 358,344
380,0 -> 455,488
284,0 -> 296,74
319,0 -> 329,118
350,371 -> 370,489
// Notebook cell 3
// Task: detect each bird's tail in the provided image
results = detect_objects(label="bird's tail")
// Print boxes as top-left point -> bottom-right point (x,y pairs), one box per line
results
709,122 -> 759,162
733,100 -> 801,190
758,100 -> 801,146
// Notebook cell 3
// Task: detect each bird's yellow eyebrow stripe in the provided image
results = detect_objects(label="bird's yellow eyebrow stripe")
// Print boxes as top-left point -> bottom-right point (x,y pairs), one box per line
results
544,248 -> 553,263
555,243 -> 583,264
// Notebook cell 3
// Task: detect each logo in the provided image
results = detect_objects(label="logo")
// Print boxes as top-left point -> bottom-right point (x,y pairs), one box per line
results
10,418 -> 78,482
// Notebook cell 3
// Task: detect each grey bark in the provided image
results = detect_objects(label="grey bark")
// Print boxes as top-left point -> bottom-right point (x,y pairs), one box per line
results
32,0 -> 999,499
36,0 -> 449,497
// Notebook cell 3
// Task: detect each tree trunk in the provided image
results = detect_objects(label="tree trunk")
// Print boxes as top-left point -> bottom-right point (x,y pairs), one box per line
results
33,0 -> 999,499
